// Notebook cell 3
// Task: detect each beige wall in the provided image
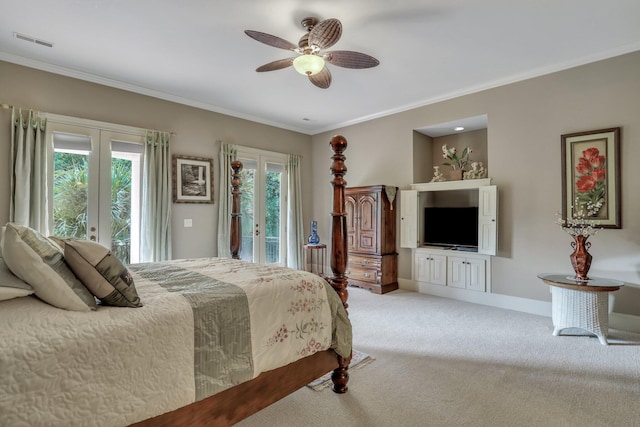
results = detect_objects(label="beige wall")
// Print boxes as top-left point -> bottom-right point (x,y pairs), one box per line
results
0,61 -> 312,259
2,51 -> 639,314
311,51 -> 640,314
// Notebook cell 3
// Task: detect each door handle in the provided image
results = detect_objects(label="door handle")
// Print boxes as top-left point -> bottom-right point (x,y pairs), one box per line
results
90,235 -> 96,241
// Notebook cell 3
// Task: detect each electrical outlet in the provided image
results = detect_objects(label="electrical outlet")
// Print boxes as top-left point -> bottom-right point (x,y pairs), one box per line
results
184,219 -> 193,228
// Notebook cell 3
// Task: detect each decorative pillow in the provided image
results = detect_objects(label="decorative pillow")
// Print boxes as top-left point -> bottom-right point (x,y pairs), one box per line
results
1,223 -> 97,311
47,235 -> 66,251
0,258 -> 34,301
61,238 -> 142,308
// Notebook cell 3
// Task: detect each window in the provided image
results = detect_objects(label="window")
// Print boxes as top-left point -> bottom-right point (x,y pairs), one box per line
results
46,117 -> 145,264
237,148 -> 288,265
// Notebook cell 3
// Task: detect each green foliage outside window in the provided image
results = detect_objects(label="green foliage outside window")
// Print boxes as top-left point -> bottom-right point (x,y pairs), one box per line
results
53,152 -> 88,239
53,152 -> 132,262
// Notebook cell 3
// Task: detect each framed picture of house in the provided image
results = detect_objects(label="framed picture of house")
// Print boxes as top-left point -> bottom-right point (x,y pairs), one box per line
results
561,127 -> 620,228
172,155 -> 214,203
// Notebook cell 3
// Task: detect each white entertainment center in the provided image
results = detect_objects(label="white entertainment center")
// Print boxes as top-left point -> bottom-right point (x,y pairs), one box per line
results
400,178 -> 497,293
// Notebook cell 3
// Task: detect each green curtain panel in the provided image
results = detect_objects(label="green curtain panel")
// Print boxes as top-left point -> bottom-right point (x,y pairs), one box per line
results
10,108 -> 49,233
287,154 -> 304,269
141,131 -> 172,262
217,142 -> 237,258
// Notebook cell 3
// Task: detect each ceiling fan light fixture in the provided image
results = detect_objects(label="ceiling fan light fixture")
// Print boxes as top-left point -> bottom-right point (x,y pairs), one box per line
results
293,54 -> 325,76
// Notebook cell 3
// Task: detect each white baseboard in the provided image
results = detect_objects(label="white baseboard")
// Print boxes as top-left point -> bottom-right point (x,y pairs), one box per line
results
610,312 -> 640,333
398,278 -> 551,316
398,278 -> 640,332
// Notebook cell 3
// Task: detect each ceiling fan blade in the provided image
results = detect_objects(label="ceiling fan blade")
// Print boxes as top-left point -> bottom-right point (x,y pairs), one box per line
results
325,50 -> 380,69
255,58 -> 295,72
309,67 -> 331,89
308,18 -> 342,49
245,30 -> 297,51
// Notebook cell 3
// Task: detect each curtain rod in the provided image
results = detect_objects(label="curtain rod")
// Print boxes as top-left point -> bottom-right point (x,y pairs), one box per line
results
1,102 -> 176,136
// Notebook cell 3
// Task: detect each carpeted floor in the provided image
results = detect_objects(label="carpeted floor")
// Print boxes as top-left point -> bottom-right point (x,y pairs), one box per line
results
238,287 -> 640,427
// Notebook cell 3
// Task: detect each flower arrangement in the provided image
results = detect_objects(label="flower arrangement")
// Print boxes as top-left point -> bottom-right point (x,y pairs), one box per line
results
442,144 -> 472,170
574,146 -> 606,216
556,199 -> 601,238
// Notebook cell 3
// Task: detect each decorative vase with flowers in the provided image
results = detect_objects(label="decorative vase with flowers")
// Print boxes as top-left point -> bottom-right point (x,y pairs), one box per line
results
442,144 -> 472,181
556,202 -> 601,281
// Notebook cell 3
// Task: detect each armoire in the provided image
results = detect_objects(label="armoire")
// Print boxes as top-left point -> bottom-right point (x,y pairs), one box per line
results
345,185 -> 398,294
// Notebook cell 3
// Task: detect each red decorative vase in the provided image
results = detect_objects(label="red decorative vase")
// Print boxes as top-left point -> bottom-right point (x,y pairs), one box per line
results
570,235 -> 592,281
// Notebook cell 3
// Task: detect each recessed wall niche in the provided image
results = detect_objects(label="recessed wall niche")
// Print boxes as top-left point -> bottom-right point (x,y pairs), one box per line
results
413,114 -> 488,184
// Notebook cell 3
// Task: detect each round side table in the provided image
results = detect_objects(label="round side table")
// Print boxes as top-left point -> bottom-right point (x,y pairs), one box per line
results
538,273 -> 624,345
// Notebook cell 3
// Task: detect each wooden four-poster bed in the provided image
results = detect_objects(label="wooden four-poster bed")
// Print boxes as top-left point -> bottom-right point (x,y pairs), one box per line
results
0,136 -> 351,427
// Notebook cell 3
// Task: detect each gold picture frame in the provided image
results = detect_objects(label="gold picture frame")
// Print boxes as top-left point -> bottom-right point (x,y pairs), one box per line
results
172,155 -> 214,203
561,127 -> 621,228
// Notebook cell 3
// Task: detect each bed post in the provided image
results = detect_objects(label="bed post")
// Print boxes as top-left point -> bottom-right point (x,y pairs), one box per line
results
329,135 -> 349,311
230,160 -> 243,260
329,135 -> 350,394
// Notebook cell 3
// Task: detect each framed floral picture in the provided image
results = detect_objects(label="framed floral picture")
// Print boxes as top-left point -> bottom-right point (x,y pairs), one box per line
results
561,127 -> 621,228
172,155 -> 214,203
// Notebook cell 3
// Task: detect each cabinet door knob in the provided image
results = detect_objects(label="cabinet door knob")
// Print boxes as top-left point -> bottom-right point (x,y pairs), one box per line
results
363,273 -> 371,278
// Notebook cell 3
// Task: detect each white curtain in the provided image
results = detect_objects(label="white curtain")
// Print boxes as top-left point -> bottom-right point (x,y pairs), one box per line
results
287,154 -> 304,269
140,131 -> 172,262
217,142 -> 237,258
9,108 -> 49,233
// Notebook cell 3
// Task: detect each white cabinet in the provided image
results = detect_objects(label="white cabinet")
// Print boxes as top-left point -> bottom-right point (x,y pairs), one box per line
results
400,190 -> 418,248
414,248 -> 489,293
447,256 -> 486,291
400,179 -> 497,256
478,185 -> 498,255
403,180 -> 495,294
415,251 -> 447,285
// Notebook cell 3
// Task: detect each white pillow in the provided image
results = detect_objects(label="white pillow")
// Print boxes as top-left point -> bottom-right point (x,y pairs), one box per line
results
1,223 -> 97,311
0,258 -> 34,301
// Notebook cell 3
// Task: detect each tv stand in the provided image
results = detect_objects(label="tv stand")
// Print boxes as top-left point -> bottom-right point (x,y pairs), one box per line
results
401,179 -> 497,295
414,247 -> 490,292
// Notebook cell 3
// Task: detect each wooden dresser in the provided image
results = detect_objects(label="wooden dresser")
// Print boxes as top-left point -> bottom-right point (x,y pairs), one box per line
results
345,185 -> 398,294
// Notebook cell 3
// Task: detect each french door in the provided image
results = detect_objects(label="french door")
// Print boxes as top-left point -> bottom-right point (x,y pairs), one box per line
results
46,119 -> 144,264
237,148 -> 288,265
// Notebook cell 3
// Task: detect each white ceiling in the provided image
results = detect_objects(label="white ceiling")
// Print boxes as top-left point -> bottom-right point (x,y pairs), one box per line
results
1,0 -> 639,136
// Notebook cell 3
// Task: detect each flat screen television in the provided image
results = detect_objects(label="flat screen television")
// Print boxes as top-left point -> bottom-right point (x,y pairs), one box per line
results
424,206 -> 478,249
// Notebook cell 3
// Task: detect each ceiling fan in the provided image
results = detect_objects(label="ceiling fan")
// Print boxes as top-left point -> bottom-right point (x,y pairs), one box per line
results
245,17 -> 379,89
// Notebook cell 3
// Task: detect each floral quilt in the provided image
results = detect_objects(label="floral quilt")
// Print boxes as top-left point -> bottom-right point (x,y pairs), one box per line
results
129,257 -> 352,400
0,257 -> 351,426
